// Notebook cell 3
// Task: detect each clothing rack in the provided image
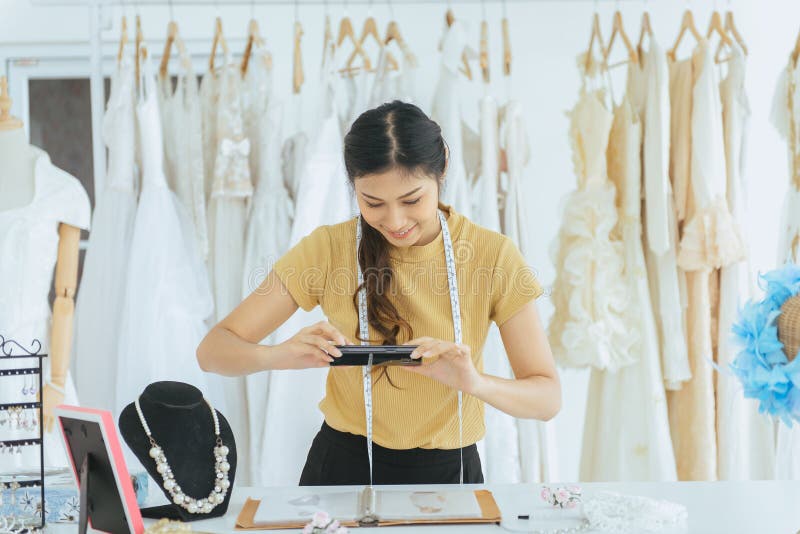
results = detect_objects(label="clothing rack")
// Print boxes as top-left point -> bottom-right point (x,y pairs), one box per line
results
25,0 -> 644,195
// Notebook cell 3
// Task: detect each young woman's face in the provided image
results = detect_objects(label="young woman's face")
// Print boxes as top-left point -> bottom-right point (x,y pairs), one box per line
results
354,169 -> 441,247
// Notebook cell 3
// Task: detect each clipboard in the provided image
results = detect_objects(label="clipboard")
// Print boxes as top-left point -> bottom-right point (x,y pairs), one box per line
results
235,489 -> 501,530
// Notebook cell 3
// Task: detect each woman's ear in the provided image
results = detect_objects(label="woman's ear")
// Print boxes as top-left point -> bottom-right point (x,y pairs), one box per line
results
442,143 -> 450,178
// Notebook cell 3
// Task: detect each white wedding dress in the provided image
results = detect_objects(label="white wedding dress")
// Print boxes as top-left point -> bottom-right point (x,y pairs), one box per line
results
0,148 -> 90,473
241,43 -> 296,485
115,59 -> 222,418
431,19 -> 473,219
158,51 -> 208,261
580,66 -> 676,482
74,53 -> 137,414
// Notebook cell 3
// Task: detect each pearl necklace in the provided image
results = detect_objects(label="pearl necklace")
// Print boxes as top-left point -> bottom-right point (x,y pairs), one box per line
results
135,397 -> 230,514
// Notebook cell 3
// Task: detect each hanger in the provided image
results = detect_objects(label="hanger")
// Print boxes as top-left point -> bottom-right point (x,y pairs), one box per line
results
117,16 -> 129,64
502,18 -> 512,77
241,18 -> 265,77
444,8 -> 473,80
793,25 -> 800,65
293,20 -> 304,93
135,14 -> 144,88
480,20 -> 490,83
0,77 -> 23,131
159,20 -> 190,79
345,15 -> 384,71
724,11 -> 747,54
603,10 -> 639,67
668,9 -> 702,61
584,12 -> 606,73
209,16 -> 230,72
385,20 -> 417,68
637,10 -> 653,58
337,15 -> 371,74
707,10 -> 734,63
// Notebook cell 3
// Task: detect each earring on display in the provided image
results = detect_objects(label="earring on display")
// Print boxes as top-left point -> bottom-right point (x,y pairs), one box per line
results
0,410 -> 8,427
22,375 -> 29,396
29,376 -> 38,397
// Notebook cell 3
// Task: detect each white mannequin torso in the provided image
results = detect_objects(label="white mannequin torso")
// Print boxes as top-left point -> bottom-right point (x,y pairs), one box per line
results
0,128 -> 39,211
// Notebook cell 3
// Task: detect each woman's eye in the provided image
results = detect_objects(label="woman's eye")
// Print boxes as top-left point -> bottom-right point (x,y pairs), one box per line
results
365,202 -> 383,208
403,198 -> 421,205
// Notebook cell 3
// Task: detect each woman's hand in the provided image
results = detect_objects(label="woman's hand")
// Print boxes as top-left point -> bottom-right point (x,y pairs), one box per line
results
272,321 -> 353,370
402,337 -> 484,395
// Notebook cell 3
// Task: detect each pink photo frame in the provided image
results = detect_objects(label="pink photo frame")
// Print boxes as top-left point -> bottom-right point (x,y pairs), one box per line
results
55,405 -> 144,534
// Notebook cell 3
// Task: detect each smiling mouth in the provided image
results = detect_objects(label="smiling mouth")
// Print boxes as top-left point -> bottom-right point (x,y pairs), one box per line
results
387,224 -> 416,238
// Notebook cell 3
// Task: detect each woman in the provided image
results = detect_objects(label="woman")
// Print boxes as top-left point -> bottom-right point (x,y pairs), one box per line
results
197,101 -> 560,486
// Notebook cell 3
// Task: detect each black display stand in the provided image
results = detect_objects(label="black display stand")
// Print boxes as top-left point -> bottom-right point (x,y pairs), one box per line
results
0,335 -> 46,530
119,381 -> 237,521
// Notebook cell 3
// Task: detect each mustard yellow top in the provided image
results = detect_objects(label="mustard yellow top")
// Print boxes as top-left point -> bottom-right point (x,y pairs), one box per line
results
273,203 -> 543,449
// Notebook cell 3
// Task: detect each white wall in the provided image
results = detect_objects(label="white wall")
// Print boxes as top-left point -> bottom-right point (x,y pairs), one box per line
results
2,0 -> 795,481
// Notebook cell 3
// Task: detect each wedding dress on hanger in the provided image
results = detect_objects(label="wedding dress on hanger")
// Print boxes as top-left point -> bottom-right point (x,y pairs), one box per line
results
74,52 -> 137,413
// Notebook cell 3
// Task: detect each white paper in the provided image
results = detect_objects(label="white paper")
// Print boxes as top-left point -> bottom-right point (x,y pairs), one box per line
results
376,490 -> 483,521
253,490 -> 359,526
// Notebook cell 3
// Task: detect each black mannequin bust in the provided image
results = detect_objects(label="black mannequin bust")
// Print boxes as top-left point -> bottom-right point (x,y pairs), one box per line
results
118,381 -> 237,521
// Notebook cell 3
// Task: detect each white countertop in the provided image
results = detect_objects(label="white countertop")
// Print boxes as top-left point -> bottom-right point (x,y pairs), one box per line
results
45,481 -> 800,534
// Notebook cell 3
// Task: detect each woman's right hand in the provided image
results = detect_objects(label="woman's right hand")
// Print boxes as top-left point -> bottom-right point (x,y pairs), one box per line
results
271,321 -> 353,369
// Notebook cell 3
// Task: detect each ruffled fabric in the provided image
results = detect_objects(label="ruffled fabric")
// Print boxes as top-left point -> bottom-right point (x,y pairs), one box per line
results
549,180 -> 635,371
676,196 -> 746,271
731,264 -> 800,426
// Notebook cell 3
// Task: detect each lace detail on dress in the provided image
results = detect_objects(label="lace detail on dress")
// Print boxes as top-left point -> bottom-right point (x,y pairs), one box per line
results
583,492 -> 688,532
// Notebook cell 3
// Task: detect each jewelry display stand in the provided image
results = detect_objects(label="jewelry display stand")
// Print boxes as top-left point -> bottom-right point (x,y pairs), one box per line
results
0,335 -> 46,530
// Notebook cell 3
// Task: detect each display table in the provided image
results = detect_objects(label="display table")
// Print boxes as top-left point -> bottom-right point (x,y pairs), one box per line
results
43,481 -> 800,533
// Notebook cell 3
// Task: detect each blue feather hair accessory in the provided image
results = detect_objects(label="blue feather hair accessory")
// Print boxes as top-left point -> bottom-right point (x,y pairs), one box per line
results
731,263 -> 800,426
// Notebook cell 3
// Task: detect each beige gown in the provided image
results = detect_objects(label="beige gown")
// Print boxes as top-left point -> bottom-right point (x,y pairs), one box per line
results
667,39 -> 746,481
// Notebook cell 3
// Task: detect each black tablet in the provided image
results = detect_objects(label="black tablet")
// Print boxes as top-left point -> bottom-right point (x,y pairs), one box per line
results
329,345 -> 421,366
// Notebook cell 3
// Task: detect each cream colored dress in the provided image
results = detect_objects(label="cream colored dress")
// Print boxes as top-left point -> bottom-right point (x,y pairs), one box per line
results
716,43 -> 776,480
634,41 -> 691,391
770,50 -> 800,480
549,56 -> 632,372
580,66 -> 676,482
667,40 -> 746,481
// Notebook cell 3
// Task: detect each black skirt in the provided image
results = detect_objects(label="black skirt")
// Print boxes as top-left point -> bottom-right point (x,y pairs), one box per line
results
299,421 -> 484,486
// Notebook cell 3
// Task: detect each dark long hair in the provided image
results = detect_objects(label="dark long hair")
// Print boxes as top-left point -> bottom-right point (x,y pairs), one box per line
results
344,101 -> 447,385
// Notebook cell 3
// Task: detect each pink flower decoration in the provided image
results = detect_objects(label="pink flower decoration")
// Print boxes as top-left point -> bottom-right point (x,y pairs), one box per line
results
325,520 -> 341,533
302,524 -> 314,534
540,488 -> 550,501
556,489 -> 570,503
312,511 -> 331,528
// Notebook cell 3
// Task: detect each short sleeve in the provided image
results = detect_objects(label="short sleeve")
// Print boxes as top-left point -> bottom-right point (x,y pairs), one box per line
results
272,226 -> 331,311
40,157 -> 91,231
489,236 -> 543,326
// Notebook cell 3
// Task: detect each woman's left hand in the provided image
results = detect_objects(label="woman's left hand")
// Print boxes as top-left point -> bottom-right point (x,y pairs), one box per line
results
402,337 -> 483,395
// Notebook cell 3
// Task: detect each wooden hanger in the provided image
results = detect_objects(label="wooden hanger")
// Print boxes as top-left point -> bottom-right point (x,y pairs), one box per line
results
293,21 -> 304,94
637,10 -> 653,58
385,20 -> 417,68
793,25 -> 800,65
159,21 -> 190,79
723,10 -> 747,55
0,77 -> 23,131
209,16 -> 230,72
603,10 -> 638,67
480,20 -> 490,83
345,15 -> 383,71
707,10 -> 734,63
584,13 -> 606,73
241,19 -> 265,77
444,8 -> 473,80
668,9 -> 702,61
135,15 -> 144,88
117,16 -> 129,64
502,18 -> 512,77
337,15 -> 371,74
